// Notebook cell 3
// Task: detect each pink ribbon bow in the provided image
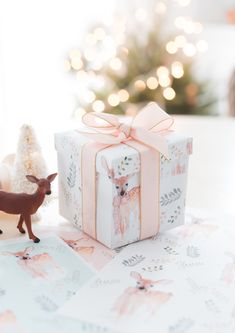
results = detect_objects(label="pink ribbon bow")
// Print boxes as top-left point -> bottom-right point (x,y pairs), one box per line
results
79,102 -> 174,159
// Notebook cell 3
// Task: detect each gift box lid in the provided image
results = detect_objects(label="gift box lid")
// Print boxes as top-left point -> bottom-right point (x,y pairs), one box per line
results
96,132 -> 192,178
55,129 -> 192,179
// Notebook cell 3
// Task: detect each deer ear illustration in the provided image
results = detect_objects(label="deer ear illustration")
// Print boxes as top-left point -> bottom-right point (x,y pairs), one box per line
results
47,173 -> 57,183
25,246 -> 34,253
26,175 -> 39,183
1,251 -> 13,256
154,279 -> 172,285
130,271 -> 141,281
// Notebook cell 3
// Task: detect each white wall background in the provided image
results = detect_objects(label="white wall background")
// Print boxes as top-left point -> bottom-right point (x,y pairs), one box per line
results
0,0 -> 116,160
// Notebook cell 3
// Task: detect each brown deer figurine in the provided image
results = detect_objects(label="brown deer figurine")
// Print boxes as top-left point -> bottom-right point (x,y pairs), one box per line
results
0,173 -> 57,243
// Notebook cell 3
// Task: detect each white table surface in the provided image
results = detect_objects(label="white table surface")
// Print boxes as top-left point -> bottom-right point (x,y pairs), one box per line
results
1,115 -> 235,239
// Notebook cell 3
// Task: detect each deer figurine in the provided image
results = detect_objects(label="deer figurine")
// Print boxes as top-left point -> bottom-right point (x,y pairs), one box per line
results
0,173 -> 57,243
113,271 -> 172,317
101,157 -> 140,236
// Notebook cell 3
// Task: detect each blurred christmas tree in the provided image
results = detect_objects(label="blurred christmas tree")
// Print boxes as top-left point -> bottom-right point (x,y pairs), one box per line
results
66,1 -> 214,116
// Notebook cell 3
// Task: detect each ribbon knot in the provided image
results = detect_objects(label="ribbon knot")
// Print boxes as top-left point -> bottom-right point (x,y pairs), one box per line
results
117,123 -> 131,139
79,102 -> 174,159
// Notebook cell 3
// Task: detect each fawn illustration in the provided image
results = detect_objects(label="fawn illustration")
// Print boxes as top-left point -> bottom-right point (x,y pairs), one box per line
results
2,246 -> 62,279
0,310 -> 25,333
221,252 -> 235,285
62,236 -> 95,255
62,234 -> 114,270
0,173 -> 57,243
177,223 -> 218,239
101,157 -> 140,236
113,271 -> 172,316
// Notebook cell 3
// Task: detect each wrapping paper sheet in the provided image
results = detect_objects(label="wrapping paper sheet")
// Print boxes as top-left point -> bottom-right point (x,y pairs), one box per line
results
0,235 -> 117,333
59,214 -> 235,333
35,225 -> 117,271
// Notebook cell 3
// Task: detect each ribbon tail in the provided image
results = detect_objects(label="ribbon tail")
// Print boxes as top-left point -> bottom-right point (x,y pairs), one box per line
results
132,127 -> 170,159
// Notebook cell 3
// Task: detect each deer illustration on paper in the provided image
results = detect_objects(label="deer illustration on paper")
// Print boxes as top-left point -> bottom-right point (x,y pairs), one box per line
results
221,252 -> 235,285
177,223 -> 218,239
2,246 -> 62,279
0,310 -> 25,333
112,271 -> 172,317
101,157 -> 140,236
62,235 -> 114,270
62,236 -> 95,255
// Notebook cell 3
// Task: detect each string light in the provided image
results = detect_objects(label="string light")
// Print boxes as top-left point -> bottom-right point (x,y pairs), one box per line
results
108,93 -> 120,106
174,16 -> 186,29
93,75 -> 105,89
84,49 -> 95,61
171,62 -> 184,79
92,100 -> 105,112
116,33 -> 125,45
84,90 -> 96,103
76,70 -> 89,80
102,36 -> 117,59
94,27 -> 106,41
183,43 -> 196,57
68,3 -> 206,115
86,33 -> 97,45
166,41 -> 178,54
71,57 -> 83,70
159,75 -> 171,87
174,35 -> 187,48
134,80 -> 146,91
92,61 -> 103,71
196,40 -> 208,53
156,66 -> 169,77
118,89 -> 129,102
121,47 -> 129,55
155,2 -> 167,14
146,77 -> 158,89
163,87 -> 176,100
74,107 -> 86,120
184,21 -> 196,34
69,50 -> 81,59
194,22 -> 203,34
110,57 -> 122,70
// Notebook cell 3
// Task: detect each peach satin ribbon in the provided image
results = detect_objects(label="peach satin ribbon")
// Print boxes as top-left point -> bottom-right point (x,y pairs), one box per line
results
79,103 -> 174,240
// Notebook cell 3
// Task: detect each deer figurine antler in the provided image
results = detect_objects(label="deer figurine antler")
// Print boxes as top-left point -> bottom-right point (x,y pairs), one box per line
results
0,173 -> 57,243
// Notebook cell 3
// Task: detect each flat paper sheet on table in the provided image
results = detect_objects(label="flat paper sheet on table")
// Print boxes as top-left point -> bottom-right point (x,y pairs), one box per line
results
0,234 -> 117,333
59,219 -> 235,333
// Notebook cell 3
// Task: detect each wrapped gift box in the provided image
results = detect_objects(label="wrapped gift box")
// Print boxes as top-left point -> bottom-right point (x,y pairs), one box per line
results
55,105 -> 192,249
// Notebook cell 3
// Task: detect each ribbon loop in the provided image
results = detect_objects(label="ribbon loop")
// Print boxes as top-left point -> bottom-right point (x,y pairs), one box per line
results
82,112 -> 120,129
78,102 -> 174,158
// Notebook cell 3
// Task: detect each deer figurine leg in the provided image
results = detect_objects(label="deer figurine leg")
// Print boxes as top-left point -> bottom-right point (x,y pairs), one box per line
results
23,214 -> 40,243
17,214 -> 25,234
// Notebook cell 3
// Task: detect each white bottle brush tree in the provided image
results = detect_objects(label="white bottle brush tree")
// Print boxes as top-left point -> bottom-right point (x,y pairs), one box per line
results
12,125 -> 48,210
